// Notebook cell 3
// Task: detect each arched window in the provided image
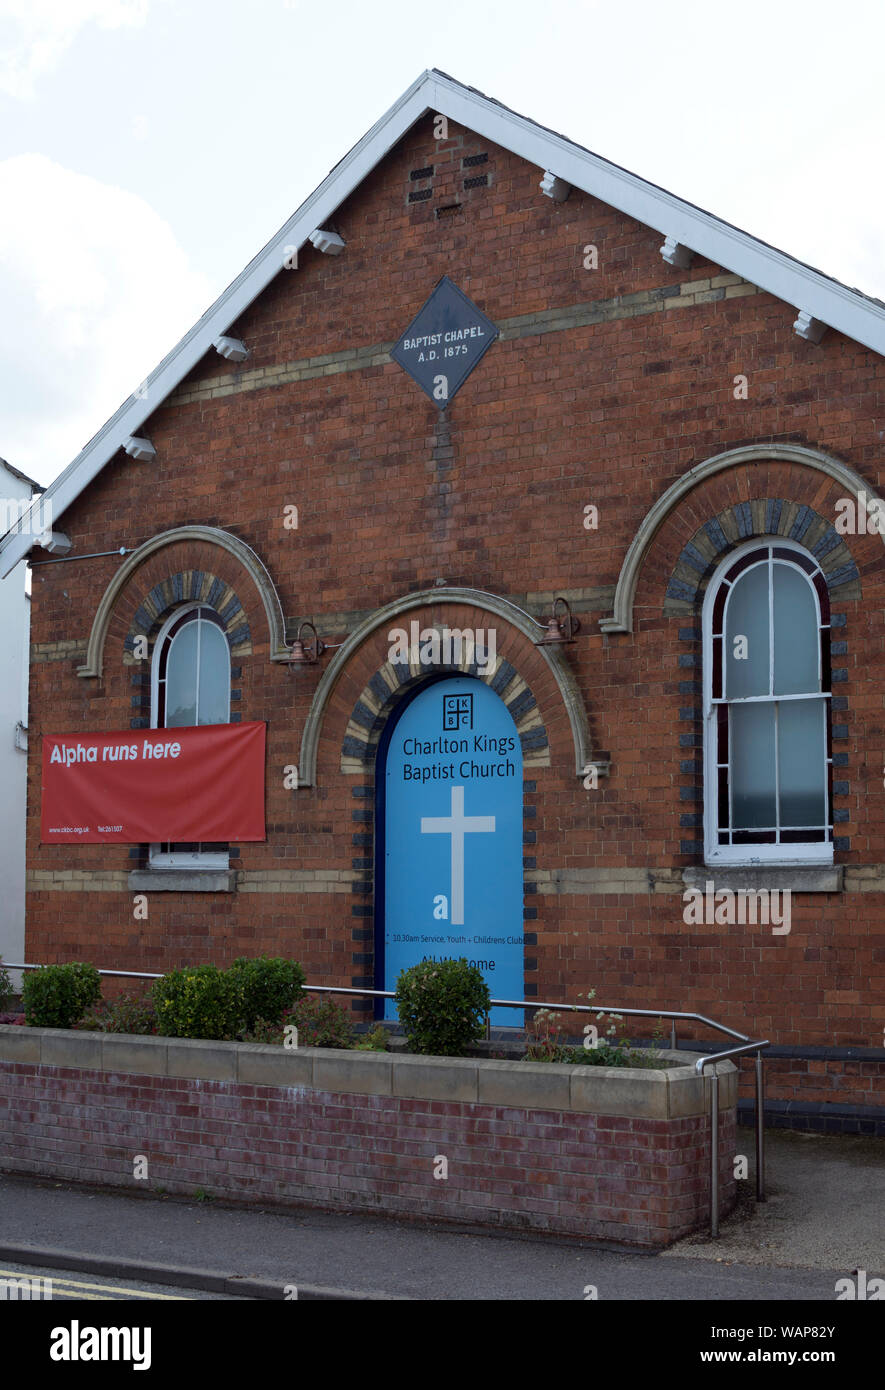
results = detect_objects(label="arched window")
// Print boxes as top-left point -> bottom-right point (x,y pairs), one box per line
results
703,540 -> 833,863
150,605 -> 230,869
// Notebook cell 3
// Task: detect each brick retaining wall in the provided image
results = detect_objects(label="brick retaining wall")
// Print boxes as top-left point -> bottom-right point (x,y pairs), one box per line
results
0,1030 -> 737,1247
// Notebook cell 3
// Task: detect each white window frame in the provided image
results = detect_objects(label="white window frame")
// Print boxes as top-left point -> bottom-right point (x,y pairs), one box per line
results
149,603 -> 230,870
702,537 -> 833,867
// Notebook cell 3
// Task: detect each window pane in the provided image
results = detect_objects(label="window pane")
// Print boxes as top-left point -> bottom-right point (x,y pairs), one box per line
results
197,623 -> 230,725
730,702 -> 776,828
712,582 -> 729,635
813,572 -> 830,625
716,703 -> 728,762
165,623 -> 199,727
778,700 -> 827,828
725,563 -> 770,697
774,545 -> 815,575
773,564 -> 819,695
726,547 -> 766,582
712,635 -> 723,699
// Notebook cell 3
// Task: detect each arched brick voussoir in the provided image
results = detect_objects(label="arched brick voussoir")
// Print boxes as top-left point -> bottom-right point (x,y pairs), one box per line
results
653,478 -> 863,620
120,567 -> 254,665
298,588 -> 602,787
76,526 -> 289,678
603,443 -> 879,634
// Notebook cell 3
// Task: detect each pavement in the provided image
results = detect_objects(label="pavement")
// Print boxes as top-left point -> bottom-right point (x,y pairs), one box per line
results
664,1128 -> 885,1274
1,1127 -> 882,1300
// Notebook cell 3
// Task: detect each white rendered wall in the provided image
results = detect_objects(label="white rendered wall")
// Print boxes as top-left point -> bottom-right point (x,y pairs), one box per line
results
0,467 -> 33,992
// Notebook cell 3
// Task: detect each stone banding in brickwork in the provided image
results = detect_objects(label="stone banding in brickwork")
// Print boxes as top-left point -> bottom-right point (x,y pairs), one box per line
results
24,864 -> 885,894
167,276 -> 761,408
30,641 -> 89,664
32,588 -> 617,667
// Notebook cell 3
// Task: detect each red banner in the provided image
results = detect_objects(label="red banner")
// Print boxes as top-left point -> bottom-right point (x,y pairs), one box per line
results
40,722 -> 266,844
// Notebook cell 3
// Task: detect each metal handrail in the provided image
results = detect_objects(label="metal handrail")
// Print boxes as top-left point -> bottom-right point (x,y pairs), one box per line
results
3,963 -> 768,1238
696,1040 -> 769,1236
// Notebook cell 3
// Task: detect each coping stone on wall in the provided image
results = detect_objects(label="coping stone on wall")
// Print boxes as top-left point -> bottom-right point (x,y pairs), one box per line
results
0,1028 -> 735,1120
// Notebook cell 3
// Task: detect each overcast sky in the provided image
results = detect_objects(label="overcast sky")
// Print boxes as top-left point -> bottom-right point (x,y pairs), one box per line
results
3,0 -> 885,488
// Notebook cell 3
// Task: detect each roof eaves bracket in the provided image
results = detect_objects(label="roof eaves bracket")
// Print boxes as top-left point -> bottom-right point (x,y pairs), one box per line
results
308,229 -> 346,255
123,436 -> 156,462
660,236 -> 693,269
213,335 -> 249,363
793,310 -> 827,343
539,170 -> 571,202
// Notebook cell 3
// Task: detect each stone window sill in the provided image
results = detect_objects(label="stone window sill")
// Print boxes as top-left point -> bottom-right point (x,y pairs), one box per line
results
684,866 -> 843,893
127,869 -> 238,894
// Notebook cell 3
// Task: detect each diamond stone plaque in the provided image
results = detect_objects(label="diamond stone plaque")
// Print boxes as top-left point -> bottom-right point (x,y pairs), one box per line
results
390,276 -> 498,407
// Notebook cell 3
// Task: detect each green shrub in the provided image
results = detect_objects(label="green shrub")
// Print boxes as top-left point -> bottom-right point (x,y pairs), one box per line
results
152,964 -> 242,1040
287,994 -> 355,1048
352,1023 -> 389,1052
240,996 -> 372,1050
75,990 -> 157,1035
238,1015 -> 286,1045
395,957 -> 490,1057
226,956 -> 305,1031
22,962 -> 101,1028
0,961 -> 12,1011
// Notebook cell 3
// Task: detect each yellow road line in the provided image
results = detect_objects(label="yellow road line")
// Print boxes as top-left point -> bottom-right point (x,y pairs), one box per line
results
0,1268 -> 189,1300
51,1291 -> 133,1301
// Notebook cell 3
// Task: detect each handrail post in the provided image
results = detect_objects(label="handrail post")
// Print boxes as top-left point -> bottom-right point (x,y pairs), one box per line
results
710,1067 -> 720,1239
755,1049 -> 766,1203
485,1012 -> 491,1041
670,1020 -> 677,1050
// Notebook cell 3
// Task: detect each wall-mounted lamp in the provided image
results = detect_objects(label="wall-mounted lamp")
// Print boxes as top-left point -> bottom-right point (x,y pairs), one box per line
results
287,622 -> 324,665
535,596 -> 579,645
284,621 -> 347,666
449,588 -> 581,648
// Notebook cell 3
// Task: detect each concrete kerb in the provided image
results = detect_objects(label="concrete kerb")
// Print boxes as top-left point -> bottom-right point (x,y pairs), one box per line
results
0,1242 -> 408,1301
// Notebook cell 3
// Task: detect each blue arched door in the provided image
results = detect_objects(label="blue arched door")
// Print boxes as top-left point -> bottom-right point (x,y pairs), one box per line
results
377,676 -> 524,1025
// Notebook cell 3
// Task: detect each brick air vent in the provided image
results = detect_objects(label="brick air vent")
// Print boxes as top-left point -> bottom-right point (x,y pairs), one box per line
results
463,153 -> 488,167
409,165 -> 434,180
408,189 -> 432,203
464,175 -> 488,189
436,203 -> 462,219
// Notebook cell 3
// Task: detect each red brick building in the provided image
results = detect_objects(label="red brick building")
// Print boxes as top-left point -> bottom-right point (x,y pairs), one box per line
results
4,71 -> 883,1131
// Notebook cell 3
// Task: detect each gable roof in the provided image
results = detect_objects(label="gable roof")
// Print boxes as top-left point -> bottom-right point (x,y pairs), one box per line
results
3,67 -> 885,577
0,457 -> 43,493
